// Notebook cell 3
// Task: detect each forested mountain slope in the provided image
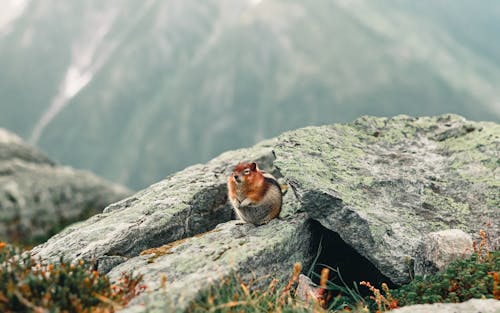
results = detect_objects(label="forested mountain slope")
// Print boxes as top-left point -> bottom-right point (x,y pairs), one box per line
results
1,0 -> 499,188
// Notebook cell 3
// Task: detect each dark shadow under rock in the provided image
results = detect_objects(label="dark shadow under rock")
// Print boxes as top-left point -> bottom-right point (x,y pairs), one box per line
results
309,220 -> 396,296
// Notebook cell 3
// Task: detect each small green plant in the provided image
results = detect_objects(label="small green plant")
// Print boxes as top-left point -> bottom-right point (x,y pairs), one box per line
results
391,230 -> 500,306
358,229 -> 500,312
0,242 -> 145,312
392,251 -> 499,305
186,229 -> 500,312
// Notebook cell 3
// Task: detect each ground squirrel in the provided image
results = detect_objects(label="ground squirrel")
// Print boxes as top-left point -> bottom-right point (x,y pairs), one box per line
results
227,162 -> 282,225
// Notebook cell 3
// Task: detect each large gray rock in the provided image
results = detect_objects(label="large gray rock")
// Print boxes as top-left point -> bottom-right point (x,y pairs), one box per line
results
32,140 -> 286,263
273,114 -> 499,284
31,115 -> 499,311
0,129 -> 53,165
414,229 -> 473,277
392,299 -> 500,313
0,128 -> 131,244
32,138 -> 308,312
112,218 -> 312,312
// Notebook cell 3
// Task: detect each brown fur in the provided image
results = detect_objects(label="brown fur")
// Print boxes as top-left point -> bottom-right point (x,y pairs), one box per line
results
227,162 -> 282,225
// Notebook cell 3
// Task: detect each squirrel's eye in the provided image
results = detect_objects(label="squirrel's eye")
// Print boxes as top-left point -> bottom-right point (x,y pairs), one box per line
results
243,169 -> 250,175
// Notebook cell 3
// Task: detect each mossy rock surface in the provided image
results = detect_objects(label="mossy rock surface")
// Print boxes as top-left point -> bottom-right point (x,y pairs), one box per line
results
273,114 -> 499,284
31,115 -> 499,311
113,218 -> 312,312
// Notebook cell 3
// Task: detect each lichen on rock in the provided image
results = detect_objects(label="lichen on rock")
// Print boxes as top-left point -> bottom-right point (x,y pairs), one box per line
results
30,115 -> 499,311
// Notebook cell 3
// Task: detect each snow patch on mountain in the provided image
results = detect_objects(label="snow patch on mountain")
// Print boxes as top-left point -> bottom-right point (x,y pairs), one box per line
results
0,0 -> 30,37
29,8 -> 119,144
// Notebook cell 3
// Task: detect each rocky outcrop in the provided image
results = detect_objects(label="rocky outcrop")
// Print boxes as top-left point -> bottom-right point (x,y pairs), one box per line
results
32,115 -> 499,311
111,218 -> 312,311
274,114 -> 499,284
414,229 -> 473,277
32,141 -> 283,263
0,128 -> 131,244
392,299 -> 500,313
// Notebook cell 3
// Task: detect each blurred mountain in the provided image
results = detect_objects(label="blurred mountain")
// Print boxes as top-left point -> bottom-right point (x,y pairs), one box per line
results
1,0 -> 499,189
0,127 -> 131,245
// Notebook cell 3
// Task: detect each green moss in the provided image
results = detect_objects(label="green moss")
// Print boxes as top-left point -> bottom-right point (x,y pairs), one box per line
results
392,250 -> 500,305
422,188 -> 471,217
438,122 -> 499,183
185,248 -> 500,312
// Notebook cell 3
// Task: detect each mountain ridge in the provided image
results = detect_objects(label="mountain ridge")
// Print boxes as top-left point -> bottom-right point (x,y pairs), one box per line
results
1,0 -> 499,189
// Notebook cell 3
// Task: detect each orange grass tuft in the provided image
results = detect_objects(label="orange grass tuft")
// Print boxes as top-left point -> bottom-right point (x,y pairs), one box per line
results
489,271 -> 500,300
278,262 -> 302,306
317,268 -> 330,308
360,281 -> 398,313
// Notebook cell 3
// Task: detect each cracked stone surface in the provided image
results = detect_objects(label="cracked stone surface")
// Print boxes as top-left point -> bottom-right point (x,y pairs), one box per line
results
31,115 -> 499,311
32,139 -> 286,263
113,217 -> 312,312
273,114 -> 499,284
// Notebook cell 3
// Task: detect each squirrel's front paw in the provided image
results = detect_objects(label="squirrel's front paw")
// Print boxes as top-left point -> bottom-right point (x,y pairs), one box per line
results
240,198 -> 253,207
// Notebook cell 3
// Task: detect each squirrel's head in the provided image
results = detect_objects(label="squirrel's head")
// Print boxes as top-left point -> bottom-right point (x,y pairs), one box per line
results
230,162 -> 261,185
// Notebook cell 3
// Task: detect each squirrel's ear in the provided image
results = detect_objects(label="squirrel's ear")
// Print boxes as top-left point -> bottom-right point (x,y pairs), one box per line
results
250,162 -> 257,171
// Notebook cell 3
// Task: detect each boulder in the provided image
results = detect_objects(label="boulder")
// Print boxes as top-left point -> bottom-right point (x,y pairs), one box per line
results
31,115 -> 499,311
414,229 -> 473,277
0,129 -> 53,165
273,114 -> 499,284
111,218 -> 312,311
32,140 -> 287,263
295,274 -> 321,303
0,128 -> 131,244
